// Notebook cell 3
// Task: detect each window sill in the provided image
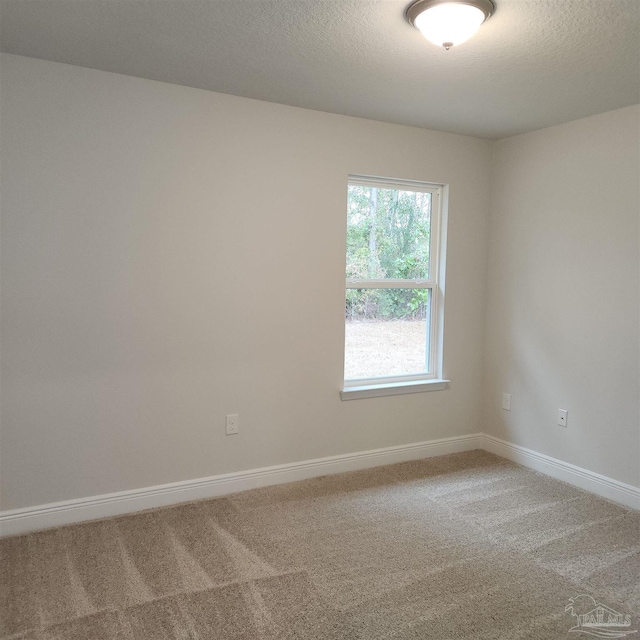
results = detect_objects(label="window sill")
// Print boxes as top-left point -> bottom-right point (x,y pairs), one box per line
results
340,379 -> 450,401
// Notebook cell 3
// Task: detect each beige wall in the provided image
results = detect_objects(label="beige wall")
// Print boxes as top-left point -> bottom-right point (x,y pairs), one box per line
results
3,55 -> 637,512
0,54 -> 492,510
483,105 -> 640,487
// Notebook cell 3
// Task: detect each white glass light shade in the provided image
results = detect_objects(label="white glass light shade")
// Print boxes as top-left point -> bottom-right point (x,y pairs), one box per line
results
414,3 -> 486,48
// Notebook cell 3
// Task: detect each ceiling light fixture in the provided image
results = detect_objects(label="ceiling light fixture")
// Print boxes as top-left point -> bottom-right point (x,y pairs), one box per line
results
405,0 -> 495,50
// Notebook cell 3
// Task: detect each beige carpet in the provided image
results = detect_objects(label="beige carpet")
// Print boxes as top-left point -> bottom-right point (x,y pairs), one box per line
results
1,450 -> 639,639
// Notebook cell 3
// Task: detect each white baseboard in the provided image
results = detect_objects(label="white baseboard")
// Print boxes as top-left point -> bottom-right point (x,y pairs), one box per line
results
0,433 -> 482,537
2,432 -> 638,537
482,434 -> 640,511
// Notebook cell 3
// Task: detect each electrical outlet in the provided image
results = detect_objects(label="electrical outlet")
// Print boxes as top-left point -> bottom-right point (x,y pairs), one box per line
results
502,393 -> 511,411
557,409 -> 568,427
226,413 -> 239,435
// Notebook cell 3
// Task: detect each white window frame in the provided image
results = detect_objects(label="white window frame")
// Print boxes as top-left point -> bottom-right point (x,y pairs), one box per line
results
341,175 -> 449,400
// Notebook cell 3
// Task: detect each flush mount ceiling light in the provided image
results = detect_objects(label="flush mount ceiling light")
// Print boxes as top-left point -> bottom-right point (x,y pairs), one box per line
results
405,0 -> 495,50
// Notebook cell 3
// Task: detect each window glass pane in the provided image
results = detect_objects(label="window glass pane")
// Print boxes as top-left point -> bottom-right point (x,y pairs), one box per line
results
345,288 -> 431,379
346,185 -> 431,280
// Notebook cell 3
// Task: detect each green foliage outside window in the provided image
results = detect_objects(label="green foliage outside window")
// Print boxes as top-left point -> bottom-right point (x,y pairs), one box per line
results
346,186 -> 431,320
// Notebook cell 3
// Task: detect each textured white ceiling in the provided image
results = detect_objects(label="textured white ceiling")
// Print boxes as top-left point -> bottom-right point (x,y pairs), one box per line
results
1,0 -> 638,139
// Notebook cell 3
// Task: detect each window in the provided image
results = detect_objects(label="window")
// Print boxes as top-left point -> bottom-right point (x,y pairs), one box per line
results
341,175 -> 448,399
